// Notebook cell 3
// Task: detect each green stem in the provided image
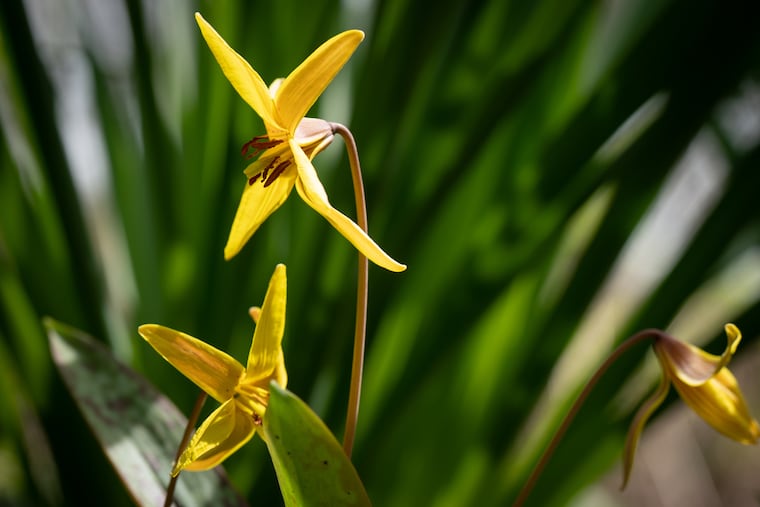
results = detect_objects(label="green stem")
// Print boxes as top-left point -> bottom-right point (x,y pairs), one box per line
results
512,329 -> 670,507
164,391 -> 207,507
330,123 -> 369,458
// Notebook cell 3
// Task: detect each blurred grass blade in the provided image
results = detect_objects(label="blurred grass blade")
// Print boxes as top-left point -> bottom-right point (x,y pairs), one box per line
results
45,318 -> 246,507
264,382 -> 371,507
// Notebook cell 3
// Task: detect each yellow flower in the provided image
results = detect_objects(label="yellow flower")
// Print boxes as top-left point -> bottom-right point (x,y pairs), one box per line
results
195,13 -> 405,272
622,324 -> 760,488
138,264 -> 288,475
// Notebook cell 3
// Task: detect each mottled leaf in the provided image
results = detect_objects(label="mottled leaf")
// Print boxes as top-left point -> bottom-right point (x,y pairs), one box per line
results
45,318 -> 247,507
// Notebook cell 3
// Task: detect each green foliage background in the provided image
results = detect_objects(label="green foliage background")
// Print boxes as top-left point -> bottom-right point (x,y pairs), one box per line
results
1,0 -> 759,505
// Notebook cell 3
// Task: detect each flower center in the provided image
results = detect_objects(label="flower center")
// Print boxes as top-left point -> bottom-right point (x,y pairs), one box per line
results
241,135 -> 293,188
233,381 -> 270,425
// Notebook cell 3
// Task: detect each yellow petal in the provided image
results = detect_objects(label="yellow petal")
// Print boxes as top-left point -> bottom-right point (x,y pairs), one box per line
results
224,169 -> 297,260
290,140 -> 407,272
670,366 -> 760,445
138,324 -> 243,403
245,264 -> 288,389
195,13 -> 284,132
172,399 -> 256,475
266,79 -> 285,138
621,373 -> 670,490
275,30 -> 364,132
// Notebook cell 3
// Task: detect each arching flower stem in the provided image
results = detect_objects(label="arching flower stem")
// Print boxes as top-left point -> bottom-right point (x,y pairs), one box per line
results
512,329 -> 664,507
330,122 -> 369,458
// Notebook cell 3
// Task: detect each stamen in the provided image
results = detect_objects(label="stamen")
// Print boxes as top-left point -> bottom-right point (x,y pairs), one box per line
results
263,160 -> 291,187
261,157 -> 280,182
241,135 -> 283,159
247,157 -> 286,186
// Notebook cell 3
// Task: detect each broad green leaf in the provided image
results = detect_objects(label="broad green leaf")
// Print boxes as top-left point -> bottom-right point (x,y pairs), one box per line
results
45,318 -> 247,507
263,382 -> 371,507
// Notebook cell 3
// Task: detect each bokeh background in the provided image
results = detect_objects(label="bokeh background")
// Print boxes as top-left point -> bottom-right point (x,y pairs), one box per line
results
1,0 -> 760,505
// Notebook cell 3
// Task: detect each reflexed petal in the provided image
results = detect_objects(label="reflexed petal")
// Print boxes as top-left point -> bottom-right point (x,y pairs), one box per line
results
655,324 -> 742,386
290,140 -> 407,272
621,373 -> 670,489
275,30 -> 364,132
224,170 -> 297,260
138,325 -> 243,403
670,367 -> 760,444
245,264 -> 287,388
173,399 -> 256,475
195,13 -> 283,132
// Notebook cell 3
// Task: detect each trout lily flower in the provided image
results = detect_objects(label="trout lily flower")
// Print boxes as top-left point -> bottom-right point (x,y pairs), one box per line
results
622,323 -> 760,488
195,13 -> 405,272
138,264 -> 288,475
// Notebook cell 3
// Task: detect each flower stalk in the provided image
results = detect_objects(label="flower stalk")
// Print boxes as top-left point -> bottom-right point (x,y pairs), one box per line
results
512,329 -> 657,507
330,122 -> 369,458
164,391 -> 207,507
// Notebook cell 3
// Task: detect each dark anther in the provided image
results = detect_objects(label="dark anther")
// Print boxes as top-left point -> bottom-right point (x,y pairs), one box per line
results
263,160 -> 291,187
241,135 -> 283,159
261,157 -> 280,182
247,157 -> 282,186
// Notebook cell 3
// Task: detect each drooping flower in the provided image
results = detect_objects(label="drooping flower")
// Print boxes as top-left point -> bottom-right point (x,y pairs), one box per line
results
139,264 -> 288,475
195,13 -> 405,272
621,324 -> 760,488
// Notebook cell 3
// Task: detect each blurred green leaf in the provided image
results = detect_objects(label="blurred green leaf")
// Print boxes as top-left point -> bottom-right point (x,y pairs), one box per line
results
46,318 -> 246,507
264,381 -> 371,507
1,0 -> 759,504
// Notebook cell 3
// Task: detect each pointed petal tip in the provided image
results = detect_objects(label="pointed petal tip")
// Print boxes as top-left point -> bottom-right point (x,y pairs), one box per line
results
223,240 -> 242,261
137,324 -> 157,339
750,420 -> 760,443
375,258 -> 407,272
345,29 -> 365,43
268,264 -> 287,291
194,12 -> 211,31
725,323 -> 741,349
